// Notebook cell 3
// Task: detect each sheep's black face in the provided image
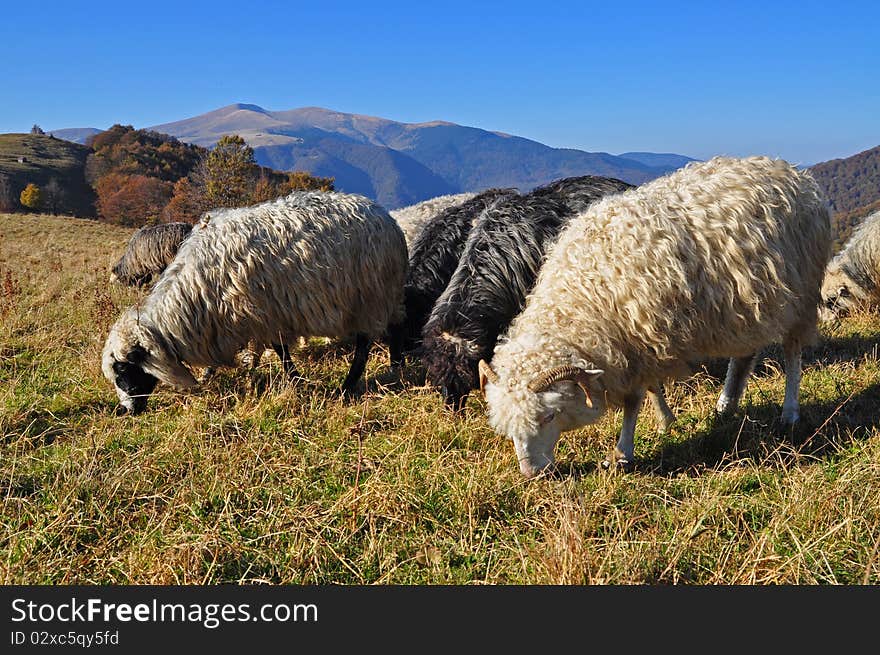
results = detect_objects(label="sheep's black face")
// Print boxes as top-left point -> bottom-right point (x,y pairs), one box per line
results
112,347 -> 158,415
431,357 -> 478,413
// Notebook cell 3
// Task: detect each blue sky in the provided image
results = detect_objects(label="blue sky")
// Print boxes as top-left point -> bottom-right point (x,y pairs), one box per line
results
1,0 -> 877,164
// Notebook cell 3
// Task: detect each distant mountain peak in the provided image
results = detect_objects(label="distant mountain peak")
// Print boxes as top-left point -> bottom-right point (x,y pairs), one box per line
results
141,103 -> 694,209
222,103 -> 270,114
48,127 -> 103,144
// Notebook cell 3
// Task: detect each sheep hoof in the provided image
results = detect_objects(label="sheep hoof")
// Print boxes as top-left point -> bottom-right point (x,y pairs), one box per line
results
772,413 -> 800,437
658,418 -> 676,434
339,385 -> 363,402
601,451 -> 634,473
780,409 -> 799,426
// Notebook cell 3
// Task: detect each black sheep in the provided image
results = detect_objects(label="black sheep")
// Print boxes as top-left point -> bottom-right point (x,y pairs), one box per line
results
386,187 -> 519,364
421,175 -> 634,410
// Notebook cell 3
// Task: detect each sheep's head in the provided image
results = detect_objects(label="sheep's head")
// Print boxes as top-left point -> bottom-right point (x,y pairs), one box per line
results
106,345 -> 157,415
422,330 -> 482,412
820,264 -> 862,322
479,359 -> 606,477
102,309 -> 197,415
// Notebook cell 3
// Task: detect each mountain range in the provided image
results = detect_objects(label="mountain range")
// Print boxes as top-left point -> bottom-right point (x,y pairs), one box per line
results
51,104 -> 697,209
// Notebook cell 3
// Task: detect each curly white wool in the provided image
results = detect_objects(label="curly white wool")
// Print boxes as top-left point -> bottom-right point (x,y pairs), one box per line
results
483,156 -> 832,476
820,210 -> 880,319
103,191 -> 407,390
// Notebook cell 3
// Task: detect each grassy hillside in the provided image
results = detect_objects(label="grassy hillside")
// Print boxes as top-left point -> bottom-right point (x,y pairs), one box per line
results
0,134 -> 96,216
2,213 -> 879,584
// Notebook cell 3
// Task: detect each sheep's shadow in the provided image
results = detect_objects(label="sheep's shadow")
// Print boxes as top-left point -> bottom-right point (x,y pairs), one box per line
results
550,460 -> 601,480
804,332 -> 880,368
370,360 -> 428,393
641,381 -> 880,475
678,328 -> 880,386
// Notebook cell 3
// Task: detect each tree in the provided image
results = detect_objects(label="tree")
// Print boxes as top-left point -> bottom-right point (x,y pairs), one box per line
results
20,183 -> 42,211
251,173 -> 279,204
95,173 -> 173,226
85,124 -> 205,185
161,177 -> 206,224
202,134 -> 257,208
281,171 -> 335,193
43,178 -> 64,214
30,124 -> 45,135
0,174 -> 14,212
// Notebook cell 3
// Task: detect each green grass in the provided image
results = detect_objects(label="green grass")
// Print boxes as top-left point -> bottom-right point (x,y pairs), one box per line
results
2,212 -> 879,584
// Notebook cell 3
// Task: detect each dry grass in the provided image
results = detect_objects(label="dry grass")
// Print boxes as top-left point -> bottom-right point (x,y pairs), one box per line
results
2,212 -> 879,584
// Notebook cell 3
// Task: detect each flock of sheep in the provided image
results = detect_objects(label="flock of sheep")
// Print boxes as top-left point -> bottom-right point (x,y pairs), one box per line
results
102,156 -> 880,477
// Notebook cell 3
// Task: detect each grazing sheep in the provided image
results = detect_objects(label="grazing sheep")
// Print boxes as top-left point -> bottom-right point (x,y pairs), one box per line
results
102,191 -> 407,414
109,218 -> 267,377
820,210 -> 880,321
109,222 -> 193,286
385,188 -> 519,364
421,175 -> 637,411
478,156 -> 832,477
391,192 -> 477,249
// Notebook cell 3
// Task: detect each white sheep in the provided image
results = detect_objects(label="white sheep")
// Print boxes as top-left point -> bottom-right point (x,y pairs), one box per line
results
102,191 -> 407,414
478,156 -> 832,477
820,209 -> 880,320
390,192 -> 476,249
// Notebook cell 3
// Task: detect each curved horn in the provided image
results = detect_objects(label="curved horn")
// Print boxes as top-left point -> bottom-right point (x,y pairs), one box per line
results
528,366 -> 603,408
478,359 -> 499,394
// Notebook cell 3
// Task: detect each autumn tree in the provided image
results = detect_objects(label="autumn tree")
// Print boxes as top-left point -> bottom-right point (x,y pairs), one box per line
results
161,177 -> 206,224
200,134 -> 257,208
250,173 -> 278,204
0,175 -> 14,212
43,178 -> 64,214
95,173 -> 173,226
20,183 -> 42,211
85,124 -> 205,185
282,171 -> 335,193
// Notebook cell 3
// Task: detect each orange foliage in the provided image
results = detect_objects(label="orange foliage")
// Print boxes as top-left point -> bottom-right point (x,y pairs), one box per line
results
95,173 -> 173,226
160,178 -> 206,224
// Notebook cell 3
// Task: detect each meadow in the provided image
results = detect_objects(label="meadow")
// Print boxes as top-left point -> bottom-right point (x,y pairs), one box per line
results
1,212 -> 879,584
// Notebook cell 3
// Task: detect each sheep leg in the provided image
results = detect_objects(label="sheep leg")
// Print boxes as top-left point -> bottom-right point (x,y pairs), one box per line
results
341,333 -> 370,395
272,342 -> 300,380
387,325 -> 405,368
603,388 -> 645,471
781,338 -> 802,425
647,385 -> 675,432
715,353 -> 757,415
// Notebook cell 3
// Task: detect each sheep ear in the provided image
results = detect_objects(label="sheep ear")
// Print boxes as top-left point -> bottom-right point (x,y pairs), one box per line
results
575,370 -> 604,409
126,345 -> 148,364
143,357 -> 198,390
